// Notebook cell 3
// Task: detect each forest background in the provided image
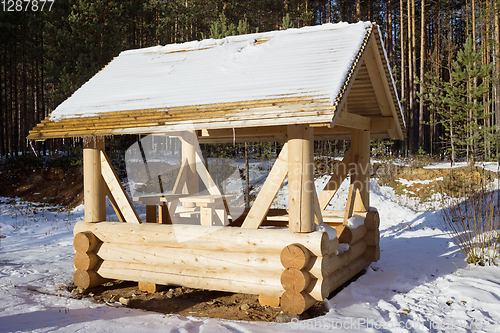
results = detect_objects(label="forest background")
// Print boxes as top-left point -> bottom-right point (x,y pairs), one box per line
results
1,0 -> 500,164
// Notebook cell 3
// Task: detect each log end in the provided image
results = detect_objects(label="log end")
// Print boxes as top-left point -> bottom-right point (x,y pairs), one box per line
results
365,245 -> 380,262
74,251 -> 100,270
281,268 -> 311,292
74,231 -> 100,253
365,210 -> 380,230
258,295 -> 281,308
364,229 -> 380,246
335,225 -> 352,244
281,290 -> 317,315
74,269 -> 107,290
280,244 -> 311,269
138,282 -> 168,293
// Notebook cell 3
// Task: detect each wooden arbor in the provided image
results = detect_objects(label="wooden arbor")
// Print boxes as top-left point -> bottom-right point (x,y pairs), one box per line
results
28,22 -> 405,315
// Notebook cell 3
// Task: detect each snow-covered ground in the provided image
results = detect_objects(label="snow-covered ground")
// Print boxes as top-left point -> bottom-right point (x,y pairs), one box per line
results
1,169 -> 500,332
424,161 -> 500,173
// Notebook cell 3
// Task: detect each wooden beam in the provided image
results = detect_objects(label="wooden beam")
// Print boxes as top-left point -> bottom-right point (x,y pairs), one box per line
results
105,186 -> 125,222
100,151 -> 141,224
335,111 -> 371,130
83,137 -> 106,223
241,144 -> 288,229
371,117 -> 396,130
318,148 -> 352,210
288,125 -> 315,233
74,221 -> 331,257
364,40 -> 403,140
202,126 -> 288,137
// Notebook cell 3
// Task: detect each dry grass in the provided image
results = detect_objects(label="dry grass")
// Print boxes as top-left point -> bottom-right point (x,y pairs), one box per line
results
440,190 -> 500,266
374,162 -> 498,203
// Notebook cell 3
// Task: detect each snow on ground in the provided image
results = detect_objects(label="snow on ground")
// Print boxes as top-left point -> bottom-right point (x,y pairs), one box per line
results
1,169 -> 500,332
424,161 -> 500,172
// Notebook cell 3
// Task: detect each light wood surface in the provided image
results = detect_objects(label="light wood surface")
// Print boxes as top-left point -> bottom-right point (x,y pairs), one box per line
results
74,222 -> 331,257
241,144 -> 289,229
288,125 -> 314,233
83,137 -> 106,222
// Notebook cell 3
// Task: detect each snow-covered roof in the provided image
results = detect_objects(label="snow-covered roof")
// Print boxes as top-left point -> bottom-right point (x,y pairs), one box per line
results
28,22 -> 405,141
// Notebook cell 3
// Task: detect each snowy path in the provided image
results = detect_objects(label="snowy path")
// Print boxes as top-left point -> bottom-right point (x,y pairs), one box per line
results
1,181 -> 500,332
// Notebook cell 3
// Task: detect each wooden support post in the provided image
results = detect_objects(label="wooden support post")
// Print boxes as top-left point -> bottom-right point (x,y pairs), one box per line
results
200,206 -> 213,226
351,129 -> 370,212
158,203 -> 172,224
288,125 -> 315,233
83,137 -> 106,222
182,131 -> 198,208
146,205 -> 157,223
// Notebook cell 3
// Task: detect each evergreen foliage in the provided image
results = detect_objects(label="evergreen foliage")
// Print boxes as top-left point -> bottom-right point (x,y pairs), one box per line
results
1,0 -> 500,160
422,36 -> 495,163
282,13 -> 293,30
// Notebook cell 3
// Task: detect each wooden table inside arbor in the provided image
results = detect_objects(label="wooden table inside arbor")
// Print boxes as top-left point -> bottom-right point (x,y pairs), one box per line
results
133,194 -> 235,226
133,194 -> 189,224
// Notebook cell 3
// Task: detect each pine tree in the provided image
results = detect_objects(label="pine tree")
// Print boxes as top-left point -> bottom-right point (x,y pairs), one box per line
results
422,35 -> 494,164
282,13 -> 293,30
209,14 -> 236,39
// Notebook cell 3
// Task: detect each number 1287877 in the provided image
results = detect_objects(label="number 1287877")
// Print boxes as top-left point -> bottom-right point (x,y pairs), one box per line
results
2,0 -> 54,12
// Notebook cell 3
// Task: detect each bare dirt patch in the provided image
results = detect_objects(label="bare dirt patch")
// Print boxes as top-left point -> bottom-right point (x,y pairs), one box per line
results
0,155 -> 83,208
69,281 -> 329,322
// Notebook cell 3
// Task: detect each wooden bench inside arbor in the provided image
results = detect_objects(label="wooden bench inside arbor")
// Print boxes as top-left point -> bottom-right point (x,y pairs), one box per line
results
29,22 -> 404,315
